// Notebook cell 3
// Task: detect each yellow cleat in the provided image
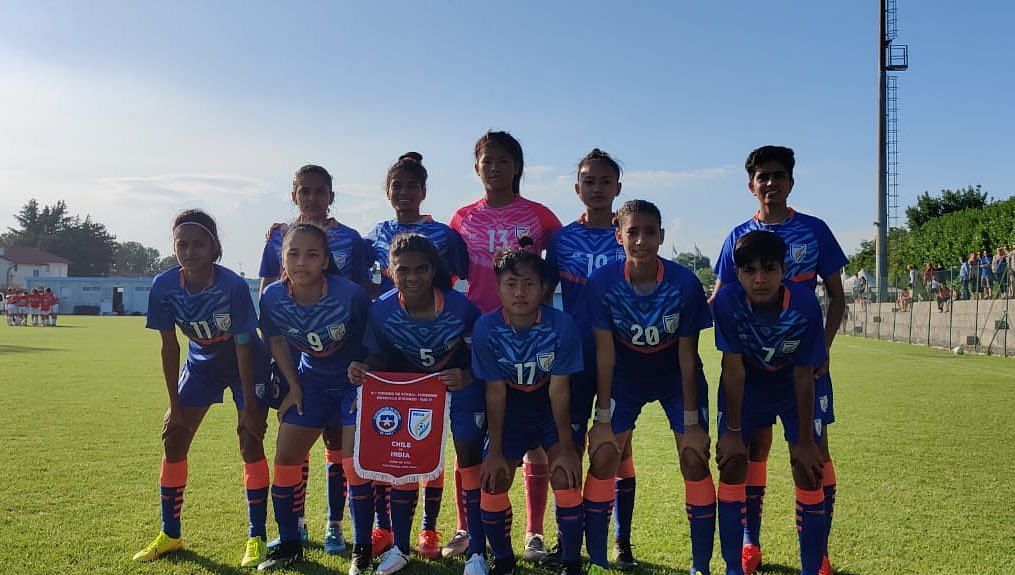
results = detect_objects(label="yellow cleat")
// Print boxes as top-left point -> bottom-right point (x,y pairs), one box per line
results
132,531 -> 185,561
240,536 -> 267,567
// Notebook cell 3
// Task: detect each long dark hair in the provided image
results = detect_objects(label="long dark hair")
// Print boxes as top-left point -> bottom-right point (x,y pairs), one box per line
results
389,233 -> 453,292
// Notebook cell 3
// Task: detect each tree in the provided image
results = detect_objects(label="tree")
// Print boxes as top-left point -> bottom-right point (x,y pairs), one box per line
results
115,241 -> 162,276
905,185 -> 988,228
5,199 -> 118,276
155,255 -> 179,273
695,267 -> 718,293
671,248 -> 711,271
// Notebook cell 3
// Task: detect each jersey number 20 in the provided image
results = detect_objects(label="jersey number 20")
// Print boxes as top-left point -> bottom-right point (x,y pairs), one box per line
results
630,324 -> 660,346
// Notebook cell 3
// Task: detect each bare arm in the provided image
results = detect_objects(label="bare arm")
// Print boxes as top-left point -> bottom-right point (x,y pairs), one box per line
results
548,374 -> 575,454
708,278 -> 725,305
159,329 -> 181,405
593,328 -> 615,413
677,334 -> 701,413
719,352 -> 746,431
485,380 -> 507,457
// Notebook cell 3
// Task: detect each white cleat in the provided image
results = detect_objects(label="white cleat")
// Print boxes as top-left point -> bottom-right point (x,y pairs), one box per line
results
463,553 -> 490,575
375,547 -> 409,575
442,529 -> 469,558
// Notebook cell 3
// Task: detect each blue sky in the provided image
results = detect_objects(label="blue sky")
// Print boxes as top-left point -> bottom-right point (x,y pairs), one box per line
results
1,1 -> 1012,275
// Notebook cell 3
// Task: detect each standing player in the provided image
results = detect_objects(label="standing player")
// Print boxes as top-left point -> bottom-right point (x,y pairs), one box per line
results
347,233 -> 486,575
712,231 -> 829,575
5,289 -> 17,326
38,287 -> 53,326
472,247 -> 584,575
259,164 -> 370,555
544,149 -> 639,571
586,200 -> 715,575
450,131 -> 563,561
28,288 -> 41,326
257,223 -> 372,572
712,146 -> 846,575
134,209 -> 272,567
45,288 -> 59,326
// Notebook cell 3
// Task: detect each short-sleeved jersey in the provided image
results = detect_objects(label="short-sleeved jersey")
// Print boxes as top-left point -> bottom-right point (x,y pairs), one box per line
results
259,274 -> 369,387
365,288 -> 480,373
364,216 -> 470,293
146,265 -> 260,371
471,305 -> 582,403
450,196 -> 562,313
714,209 -> 847,290
713,281 -> 827,382
546,220 -> 625,314
259,219 -> 370,286
589,258 -> 712,378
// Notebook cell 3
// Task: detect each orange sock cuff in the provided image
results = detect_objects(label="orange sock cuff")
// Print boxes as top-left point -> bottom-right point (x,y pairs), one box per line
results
553,488 -> 582,508
822,460 -> 837,486
342,457 -> 371,486
795,487 -> 825,506
684,477 -> 716,506
274,464 -> 303,487
393,482 -> 419,491
325,449 -> 344,464
459,465 -> 482,491
583,475 -> 615,503
718,481 -> 746,502
617,457 -> 636,479
480,490 -> 511,512
160,459 -> 188,488
523,462 -> 548,477
244,459 -> 269,490
746,460 -> 767,486
425,471 -> 445,488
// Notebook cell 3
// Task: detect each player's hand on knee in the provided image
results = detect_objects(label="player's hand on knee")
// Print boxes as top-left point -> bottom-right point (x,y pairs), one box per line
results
481,453 -> 511,494
347,361 -> 368,386
162,403 -> 193,435
681,424 -> 711,463
587,423 -> 620,478
790,439 -> 825,489
277,386 -> 303,421
550,450 -> 581,490
440,368 -> 466,392
716,432 -> 747,472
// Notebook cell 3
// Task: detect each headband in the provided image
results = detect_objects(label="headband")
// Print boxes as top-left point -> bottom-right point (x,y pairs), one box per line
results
173,221 -> 216,241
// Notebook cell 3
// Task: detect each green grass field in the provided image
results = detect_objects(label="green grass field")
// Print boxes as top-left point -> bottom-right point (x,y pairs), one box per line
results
1,317 -> 1012,575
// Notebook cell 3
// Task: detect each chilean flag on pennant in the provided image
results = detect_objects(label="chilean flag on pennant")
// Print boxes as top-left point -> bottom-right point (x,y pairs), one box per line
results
354,371 -> 450,485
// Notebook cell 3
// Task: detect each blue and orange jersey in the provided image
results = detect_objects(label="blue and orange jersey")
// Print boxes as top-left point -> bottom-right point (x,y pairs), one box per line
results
146,264 -> 261,370
589,258 -> 712,379
259,219 -> 370,286
365,287 -> 480,373
714,209 -> 847,290
364,216 -> 469,293
712,281 -> 827,382
471,305 -> 582,407
546,219 -> 625,312
258,273 -> 369,387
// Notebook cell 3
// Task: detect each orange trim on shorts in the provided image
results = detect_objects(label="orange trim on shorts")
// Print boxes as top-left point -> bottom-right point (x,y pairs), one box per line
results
393,482 -> 419,491
160,459 -> 188,488
425,471 -> 445,488
480,490 -> 511,512
342,457 -> 371,485
583,476 -> 615,503
325,449 -> 344,464
684,477 -> 717,506
274,463 -> 302,487
617,457 -> 636,479
718,481 -> 746,502
746,460 -> 767,486
822,460 -> 837,486
459,465 -> 482,491
553,488 -> 582,508
795,487 -> 825,506
244,459 -> 269,490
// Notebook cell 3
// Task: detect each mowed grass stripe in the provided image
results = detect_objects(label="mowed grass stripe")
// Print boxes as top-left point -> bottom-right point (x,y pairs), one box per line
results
0,317 -> 1011,574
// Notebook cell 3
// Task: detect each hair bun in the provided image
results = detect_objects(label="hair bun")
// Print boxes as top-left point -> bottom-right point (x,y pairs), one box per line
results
400,152 -> 423,163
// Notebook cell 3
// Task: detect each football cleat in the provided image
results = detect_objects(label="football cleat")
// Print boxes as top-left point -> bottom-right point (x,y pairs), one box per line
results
491,556 -> 517,575
349,543 -> 374,575
371,527 -> 394,556
257,541 -> 302,571
240,536 -> 267,567
742,543 -> 763,575
819,554 -> 834,575
417,529 -> 442,559
522,533 -> 548,561
442,529 -> 469,558
613,539 -> 638,571
132,532 -> 185,562
324,523 -> 348,555
463,553 -> 490,575
266,522 -> 308,552
376,546 -> 409,575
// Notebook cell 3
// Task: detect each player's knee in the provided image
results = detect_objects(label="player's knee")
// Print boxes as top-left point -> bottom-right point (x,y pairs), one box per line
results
749,430 -> 773,460
791,460 -> 822,491
588,441 -> 620,480
238,432 -> 265,463
487,473 -> 512,495
162,427 -> 193,460
719,453 -> 748,484
679,447 -> 710,481
322,426 -> 342,449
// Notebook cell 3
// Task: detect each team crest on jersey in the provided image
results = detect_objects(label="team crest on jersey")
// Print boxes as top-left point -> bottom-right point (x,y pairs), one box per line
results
819,395 -> 829,413
663,313 -> 680,334
791,244 -> 807,263
616,249 -> 627,261
407,408 -> 433,441
373,407 -> 401,436
444,337 -> 461,352
515,226 -> 530,239
813,418 -> 823,437
332,252 -> 347,269
780,339 -> 800,354
214,313 -> 231,332
474,412 -> 486,429
537,352 -> 555,372
328,323 -> 346,342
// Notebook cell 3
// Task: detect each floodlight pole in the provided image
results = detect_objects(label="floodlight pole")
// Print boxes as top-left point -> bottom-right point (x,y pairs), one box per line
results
876,0 -> 889,302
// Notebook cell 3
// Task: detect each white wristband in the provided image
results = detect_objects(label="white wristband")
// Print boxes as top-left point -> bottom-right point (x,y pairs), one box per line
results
595,408 -> 612,423
683,409 -> 699,427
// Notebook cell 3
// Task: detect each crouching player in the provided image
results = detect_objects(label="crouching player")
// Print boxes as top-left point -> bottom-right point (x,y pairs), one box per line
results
472,247 -> 584,575
347,233 -> 486,575
712,231 -> 828,575
585,200 -> 714,575
134,209 -> 271,567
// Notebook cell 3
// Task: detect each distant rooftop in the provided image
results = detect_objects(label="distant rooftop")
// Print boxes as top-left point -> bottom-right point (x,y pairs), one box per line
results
0,246 -> 71,265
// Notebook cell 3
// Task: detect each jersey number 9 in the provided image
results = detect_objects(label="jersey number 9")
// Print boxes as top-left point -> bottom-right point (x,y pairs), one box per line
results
307,332 -> 325,352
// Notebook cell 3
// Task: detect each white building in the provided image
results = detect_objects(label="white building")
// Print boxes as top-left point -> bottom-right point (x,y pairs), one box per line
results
26,275 -> 262,315
0,247 -> 70,288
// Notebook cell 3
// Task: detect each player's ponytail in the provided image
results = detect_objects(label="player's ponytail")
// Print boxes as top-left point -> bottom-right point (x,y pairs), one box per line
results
385,152 -> 428,193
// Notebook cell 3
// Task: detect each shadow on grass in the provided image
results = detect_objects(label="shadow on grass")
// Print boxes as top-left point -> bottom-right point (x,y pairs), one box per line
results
761,563 -> 864,575
164,549 -> 337,574
0,344 -> 64,353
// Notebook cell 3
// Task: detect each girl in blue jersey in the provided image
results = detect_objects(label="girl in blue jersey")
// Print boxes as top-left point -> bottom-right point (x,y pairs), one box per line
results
545,149 -> 639,572
259,164 -> 370,555
586,200 -> 715,575
363,154 -> 470,558
347,233 -> 485,575
134,209 -> 271,568
257,223 -> 372,572
712,231 -> 828,575
472,246 -> 584,575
